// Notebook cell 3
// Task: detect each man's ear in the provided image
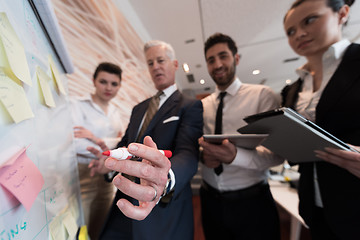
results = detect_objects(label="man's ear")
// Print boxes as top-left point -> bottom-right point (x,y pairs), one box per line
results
173,59 -> 179,69
235,53 -> 241,65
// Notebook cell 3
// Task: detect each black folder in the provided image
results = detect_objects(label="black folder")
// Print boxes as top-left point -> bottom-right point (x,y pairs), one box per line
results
237,107 -> 359,163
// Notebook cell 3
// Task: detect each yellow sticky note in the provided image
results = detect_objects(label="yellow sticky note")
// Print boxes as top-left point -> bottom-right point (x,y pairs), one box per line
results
49,215 -> 67,240
0,29 -> 8,71
0,12 -> 32,86
0,69 -> 34,123
63,212 -> 78,240
36,66 -> 56,108
48,55 -> 66,95
69,195 -> 80,221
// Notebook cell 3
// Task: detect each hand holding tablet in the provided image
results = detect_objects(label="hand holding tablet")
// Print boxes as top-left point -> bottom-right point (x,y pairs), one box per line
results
203,134 -> 269,149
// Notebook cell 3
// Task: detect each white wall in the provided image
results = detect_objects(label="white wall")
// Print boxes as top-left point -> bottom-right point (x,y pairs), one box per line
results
112,0 -> 152,43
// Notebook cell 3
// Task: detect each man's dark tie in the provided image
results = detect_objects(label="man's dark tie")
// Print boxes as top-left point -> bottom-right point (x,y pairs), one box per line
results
214,91 -> 226,175
124,91 -> 163,182
136,91 -> 163,142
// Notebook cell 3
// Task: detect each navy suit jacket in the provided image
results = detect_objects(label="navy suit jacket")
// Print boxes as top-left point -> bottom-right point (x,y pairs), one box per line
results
105,90 -> 203,240
282,43 -> 360,238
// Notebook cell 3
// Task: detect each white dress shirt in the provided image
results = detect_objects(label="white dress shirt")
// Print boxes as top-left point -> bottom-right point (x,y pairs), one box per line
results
70,94 -> 124,163
159,84 -> 177,108
201,78 -> 284,191
137,84 -> 177,137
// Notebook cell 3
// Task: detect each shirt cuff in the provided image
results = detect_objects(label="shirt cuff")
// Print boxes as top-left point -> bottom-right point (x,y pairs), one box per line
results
168,168 -> 175,191
231,147 -> 254,167
157,168 -> 175,204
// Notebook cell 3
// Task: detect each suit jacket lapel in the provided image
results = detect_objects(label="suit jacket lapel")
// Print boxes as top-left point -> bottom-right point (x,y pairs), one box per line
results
317,44 -> 360,115
129,99 -> 150,141
145,90 -> 181,133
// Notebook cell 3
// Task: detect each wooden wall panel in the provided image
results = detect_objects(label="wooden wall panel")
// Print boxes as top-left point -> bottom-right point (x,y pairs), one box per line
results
52,0 -> 155,131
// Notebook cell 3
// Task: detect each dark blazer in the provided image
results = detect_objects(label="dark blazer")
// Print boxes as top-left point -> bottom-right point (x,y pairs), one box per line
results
282,43 -> 360,238
102,90 -> 203,240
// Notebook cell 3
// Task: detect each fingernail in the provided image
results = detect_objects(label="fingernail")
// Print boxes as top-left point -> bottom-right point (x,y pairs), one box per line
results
105,159 -> 115,167
117,200 -> 124,208
129,144 -> 138,152
113,177 -> 120,185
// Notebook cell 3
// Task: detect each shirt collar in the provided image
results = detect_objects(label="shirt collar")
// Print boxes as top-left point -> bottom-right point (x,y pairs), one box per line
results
76,94 -> 93,102
325,38 -> 351,60
295,39 -> 351,78
75,94 -> 110,114
215,77 -> 242,97
160,83 -> 177,99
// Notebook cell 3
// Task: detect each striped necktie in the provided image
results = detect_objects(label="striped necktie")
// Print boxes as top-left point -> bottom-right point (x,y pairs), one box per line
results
136,91 -> 163,142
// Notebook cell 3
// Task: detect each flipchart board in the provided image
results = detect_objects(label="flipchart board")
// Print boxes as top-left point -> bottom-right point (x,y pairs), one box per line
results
0,1 -> 84,240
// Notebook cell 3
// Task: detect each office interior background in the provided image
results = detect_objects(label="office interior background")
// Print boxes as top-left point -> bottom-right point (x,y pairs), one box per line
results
52,0 -> 360,126
51,2 -> 360,238
0,0 -> 359,239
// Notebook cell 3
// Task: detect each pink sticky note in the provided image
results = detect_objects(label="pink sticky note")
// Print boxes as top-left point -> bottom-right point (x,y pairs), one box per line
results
0,148 -> 44,211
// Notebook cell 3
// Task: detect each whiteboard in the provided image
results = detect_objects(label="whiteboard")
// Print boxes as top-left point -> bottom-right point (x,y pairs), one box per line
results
0,1 -> 83,239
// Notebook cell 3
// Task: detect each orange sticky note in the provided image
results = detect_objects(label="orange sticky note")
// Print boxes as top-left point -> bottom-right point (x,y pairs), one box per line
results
0,148 -> 44,211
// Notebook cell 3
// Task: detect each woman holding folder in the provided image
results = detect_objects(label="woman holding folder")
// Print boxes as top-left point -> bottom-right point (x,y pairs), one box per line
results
315,145 -> 360,178
281,0 -> 360,239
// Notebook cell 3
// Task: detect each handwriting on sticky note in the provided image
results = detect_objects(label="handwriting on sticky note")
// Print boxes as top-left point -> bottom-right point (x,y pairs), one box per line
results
0,69 -> 34,123
0,12 -> 32,86
0,148 -> 44,211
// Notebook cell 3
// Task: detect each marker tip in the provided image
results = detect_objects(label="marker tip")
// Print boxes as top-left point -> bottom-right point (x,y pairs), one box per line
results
164,150 -> 172,158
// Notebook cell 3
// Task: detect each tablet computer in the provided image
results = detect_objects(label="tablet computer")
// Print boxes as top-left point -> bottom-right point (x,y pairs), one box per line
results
238,107 -> 359,162
203,134 -> 269,149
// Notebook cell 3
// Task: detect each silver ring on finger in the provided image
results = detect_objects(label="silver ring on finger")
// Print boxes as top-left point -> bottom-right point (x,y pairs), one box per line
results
150,186 -> 157,202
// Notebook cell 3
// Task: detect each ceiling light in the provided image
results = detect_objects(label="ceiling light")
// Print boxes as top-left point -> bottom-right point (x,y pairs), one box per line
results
200,79 -> 205,85
286,79 -> 292,85
183,63 -> 190,73
252,69 -> 260,75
